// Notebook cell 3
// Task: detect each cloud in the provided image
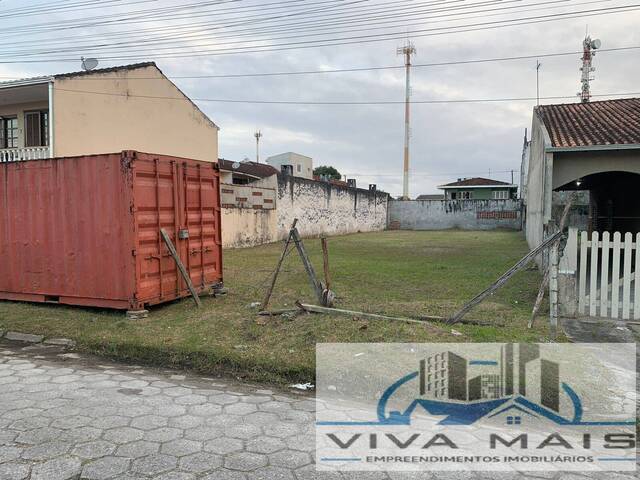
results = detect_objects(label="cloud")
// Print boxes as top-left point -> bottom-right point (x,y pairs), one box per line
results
1,0 -> 638,197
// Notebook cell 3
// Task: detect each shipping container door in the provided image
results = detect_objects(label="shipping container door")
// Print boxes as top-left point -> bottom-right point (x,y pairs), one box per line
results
134,155 -> 221,305
182,161 -> 222,290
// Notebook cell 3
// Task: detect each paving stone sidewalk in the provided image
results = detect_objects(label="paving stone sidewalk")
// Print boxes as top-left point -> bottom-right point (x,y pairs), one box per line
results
0,339 -> 635,480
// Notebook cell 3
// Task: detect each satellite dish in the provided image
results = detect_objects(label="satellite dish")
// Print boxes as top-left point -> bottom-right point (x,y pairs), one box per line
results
81,57 -> 99,71
232,162 -> 240,169
590,39 -> 601,49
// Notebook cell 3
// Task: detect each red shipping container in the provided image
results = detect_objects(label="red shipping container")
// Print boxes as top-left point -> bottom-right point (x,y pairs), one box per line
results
0,151 -> 223,311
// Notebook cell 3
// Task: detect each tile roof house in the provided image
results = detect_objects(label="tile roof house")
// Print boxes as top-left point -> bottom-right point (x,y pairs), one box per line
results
535,98 -> 640,148
438,177 -> 517,200
524,97 -> 640,251
0,62 -> 218,163
218,159 -> 279,184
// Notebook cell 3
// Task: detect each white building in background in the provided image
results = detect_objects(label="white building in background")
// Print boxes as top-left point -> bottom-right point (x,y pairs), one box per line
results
266,152 -> 313,179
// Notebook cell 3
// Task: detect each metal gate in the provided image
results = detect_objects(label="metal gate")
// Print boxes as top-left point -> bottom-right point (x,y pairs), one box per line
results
571,230 -> 640,319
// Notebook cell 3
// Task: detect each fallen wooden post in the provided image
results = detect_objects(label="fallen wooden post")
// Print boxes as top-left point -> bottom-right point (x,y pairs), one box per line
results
297,302 -> 448,334
447,231 -> 563,325
160,228 -> 201,307
261,219 -> 298,310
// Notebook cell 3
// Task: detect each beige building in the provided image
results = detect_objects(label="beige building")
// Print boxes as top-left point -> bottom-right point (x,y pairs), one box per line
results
0,62 -> 218,163
266,152 -> 313,179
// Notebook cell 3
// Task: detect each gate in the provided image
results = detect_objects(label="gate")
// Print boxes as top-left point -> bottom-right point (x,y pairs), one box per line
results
571,230 -> 640,319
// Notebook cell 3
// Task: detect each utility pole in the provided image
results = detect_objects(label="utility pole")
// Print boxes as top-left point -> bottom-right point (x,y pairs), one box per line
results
397,41 -> 416,200
535,60 -> 541,106
578,35 -> 601,103
254,130 -> 262,163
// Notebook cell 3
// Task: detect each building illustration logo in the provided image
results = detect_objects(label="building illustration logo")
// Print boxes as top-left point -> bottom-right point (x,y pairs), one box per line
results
315,343 -> 637,472
318,344 -> 633,428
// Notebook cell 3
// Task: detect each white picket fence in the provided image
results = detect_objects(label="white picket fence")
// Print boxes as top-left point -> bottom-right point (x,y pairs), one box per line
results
572,230 -> 640,319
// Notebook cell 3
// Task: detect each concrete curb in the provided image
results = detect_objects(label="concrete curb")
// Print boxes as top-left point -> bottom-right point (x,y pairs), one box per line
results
1,331 -> 75,348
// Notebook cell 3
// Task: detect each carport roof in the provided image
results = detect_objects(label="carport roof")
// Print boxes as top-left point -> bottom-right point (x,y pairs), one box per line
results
535,98 -> 640,148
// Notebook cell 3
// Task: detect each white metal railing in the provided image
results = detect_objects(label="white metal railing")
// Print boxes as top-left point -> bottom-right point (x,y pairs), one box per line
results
0,146 -> 50,163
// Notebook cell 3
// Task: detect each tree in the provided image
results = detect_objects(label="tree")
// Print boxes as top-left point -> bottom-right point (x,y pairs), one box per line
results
313,165 -> 342,180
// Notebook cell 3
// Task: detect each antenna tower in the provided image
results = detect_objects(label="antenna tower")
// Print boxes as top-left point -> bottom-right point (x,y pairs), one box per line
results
397,41 -> 416,200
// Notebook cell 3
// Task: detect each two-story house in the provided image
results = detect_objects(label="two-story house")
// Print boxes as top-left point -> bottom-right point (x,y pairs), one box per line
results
0,62 -> 218,163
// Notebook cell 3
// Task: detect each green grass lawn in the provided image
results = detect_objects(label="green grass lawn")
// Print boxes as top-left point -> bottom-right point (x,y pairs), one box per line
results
0,230 -> 552,384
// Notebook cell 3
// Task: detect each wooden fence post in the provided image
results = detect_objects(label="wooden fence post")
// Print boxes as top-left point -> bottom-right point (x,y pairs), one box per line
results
549,241 -> 559,339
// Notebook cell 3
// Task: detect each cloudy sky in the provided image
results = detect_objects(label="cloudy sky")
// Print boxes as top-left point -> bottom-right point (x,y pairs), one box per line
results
2,0 -> 639,196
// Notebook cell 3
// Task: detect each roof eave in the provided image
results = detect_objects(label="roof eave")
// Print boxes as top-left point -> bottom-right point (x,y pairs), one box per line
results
438,184 -> 518,189
0,77 -> 53,89
545,143 -> 640,153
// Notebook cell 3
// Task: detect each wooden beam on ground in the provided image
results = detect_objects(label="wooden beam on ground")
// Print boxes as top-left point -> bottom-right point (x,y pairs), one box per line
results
297,302 -> 448,334
446,231 -> 563,325
261,219 -> 298,310
257,308 -> 299,316
160,228 -> 201,307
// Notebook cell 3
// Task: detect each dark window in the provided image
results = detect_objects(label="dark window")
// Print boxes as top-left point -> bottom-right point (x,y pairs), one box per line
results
24,110 -> 49,147
0,117 -> 18,148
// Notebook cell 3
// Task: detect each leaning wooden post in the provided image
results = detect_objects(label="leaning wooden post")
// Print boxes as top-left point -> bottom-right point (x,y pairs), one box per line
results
291,227 -> 324,304
447,231 -> 562,325
160,229 -> 202,307
320,236 -> 331,291
261,219 -> 298,310
549,241 -> 560,340
529,193 -> 576,328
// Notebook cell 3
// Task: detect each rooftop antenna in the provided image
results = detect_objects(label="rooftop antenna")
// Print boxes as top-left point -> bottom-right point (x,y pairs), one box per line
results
397,40 -> 416,200
254,130 -> 263,163
578,32 -> 601,103
81,57 -> 99,71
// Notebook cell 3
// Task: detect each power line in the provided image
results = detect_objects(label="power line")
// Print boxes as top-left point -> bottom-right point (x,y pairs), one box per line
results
2,45 -> 635,80
0,0 -> 535,51
0,2 -> 637,61
52,86 -> 640,105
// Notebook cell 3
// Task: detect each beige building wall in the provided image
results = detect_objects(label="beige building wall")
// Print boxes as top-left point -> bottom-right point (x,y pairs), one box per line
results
52,65 -> 218,162
221,209 -> 278,248
266,152 -> 313,179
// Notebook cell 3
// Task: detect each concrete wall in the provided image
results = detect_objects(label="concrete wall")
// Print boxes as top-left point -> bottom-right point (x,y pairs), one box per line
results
52,65 -> 218,163
388,199 -> 522,230
525,113 -> 552,251
276,175 -> 388,240
221,174 -> 388,248
222,208 -> 277,249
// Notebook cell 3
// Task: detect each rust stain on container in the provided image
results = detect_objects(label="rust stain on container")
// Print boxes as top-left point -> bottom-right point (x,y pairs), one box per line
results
0,151 -> 222,310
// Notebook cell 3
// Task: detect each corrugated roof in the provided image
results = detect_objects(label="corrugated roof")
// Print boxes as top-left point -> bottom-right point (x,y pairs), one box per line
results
218,159 -> 279,178
53,61 -> 156,79
440,177 -> 513,187
535,98 -> 640,147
